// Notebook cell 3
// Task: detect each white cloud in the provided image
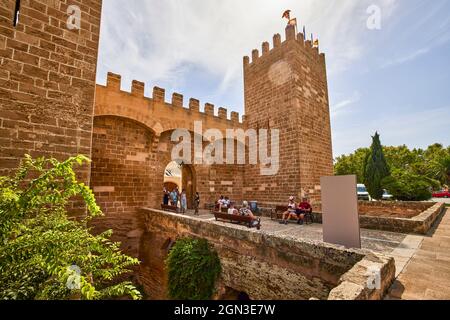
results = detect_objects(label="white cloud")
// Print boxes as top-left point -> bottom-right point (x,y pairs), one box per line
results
97,0 -> 399,103
381,47 -> 430,68
331,91 -> 361,117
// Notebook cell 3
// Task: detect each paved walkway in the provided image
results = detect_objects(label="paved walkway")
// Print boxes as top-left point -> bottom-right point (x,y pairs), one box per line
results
388,208 -> 450,300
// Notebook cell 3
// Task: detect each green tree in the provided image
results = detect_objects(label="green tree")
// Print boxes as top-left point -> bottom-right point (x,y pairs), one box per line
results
166,238 -> 221,300
363,132 -> 390,200
383,145 -> 420,171
0,155 -> 142,300
334,148 -> 369,183
430,154 -> 450,186
382,169 -> 434,201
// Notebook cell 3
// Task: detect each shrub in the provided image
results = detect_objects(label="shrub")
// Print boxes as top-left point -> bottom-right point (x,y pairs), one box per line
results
0,155 -> 141,300
382,170 -> 434,201
166,238 -> 221,300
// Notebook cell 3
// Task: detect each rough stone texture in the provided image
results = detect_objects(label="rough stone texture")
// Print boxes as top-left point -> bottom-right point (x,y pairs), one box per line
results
329,252 -> 395,300
138,208 -> 395,300
89,116 -> 151,256
0,0 -> 102,214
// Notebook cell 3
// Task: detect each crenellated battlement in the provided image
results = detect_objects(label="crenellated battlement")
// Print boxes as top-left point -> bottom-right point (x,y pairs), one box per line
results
243,25 -> 325,68
100,72 -> 243,124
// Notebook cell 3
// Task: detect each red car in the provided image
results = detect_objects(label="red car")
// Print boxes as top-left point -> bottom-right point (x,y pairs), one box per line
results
433,190 -> 450,198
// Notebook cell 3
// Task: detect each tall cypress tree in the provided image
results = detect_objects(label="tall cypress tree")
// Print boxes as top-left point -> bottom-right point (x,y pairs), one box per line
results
364,132 -> 390,200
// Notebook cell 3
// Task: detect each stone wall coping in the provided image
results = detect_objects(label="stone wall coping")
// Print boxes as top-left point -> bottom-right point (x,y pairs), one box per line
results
412,202 -> 445,221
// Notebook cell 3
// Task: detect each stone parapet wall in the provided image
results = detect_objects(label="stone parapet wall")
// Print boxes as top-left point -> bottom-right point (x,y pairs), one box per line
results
138,208 -> 395,300
358,202 -> 446,235
358,201 -> 434,218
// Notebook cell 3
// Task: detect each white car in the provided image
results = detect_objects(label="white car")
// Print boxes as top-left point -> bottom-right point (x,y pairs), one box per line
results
357,184 -> 371,201
382,189 -> 394,201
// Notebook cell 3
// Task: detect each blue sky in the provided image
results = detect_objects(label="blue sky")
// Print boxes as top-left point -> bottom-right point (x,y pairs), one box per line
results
96,0 -> 450,157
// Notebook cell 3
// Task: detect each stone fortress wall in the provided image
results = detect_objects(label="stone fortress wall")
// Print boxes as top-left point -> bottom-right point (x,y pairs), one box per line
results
0,0 -> 102,213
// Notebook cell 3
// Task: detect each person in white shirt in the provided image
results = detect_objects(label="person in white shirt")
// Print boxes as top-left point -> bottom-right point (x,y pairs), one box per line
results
228,203 -> 238,215
223,196 -> 231,209
239,201 -> 261,227
280,196 -> 297,225
217,195 -> 225,211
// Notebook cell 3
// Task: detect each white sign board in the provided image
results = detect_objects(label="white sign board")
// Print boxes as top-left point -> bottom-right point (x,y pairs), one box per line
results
321,175 -> 361,249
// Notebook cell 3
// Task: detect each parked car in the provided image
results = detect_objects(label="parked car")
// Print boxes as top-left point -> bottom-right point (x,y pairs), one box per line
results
432,190 -> 450,198
357,184 -> 370,201
382,189 -> 394,201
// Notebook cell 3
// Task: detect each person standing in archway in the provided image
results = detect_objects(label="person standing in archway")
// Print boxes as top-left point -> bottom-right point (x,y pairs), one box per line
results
181,189 -> 187,214
194,192 -> 200,215
170,189 -> 178,207
163,187 -> 169,205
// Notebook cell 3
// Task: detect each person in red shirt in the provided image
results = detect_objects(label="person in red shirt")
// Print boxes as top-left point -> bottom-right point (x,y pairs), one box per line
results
295,197 -> 312,225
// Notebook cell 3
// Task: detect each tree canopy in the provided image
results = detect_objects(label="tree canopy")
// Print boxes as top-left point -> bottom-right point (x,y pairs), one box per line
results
334,142 -> 449,200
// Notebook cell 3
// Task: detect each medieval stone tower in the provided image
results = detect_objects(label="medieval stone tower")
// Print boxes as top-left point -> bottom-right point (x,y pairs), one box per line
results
243,24 -> 333,204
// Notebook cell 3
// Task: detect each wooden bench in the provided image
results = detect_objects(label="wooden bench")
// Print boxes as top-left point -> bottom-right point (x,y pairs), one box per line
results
214,211 -> 261,230
270,206 -> 314,224
161,204 -> 179,213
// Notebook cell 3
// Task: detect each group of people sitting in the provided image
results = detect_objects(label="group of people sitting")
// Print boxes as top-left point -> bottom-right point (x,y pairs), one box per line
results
216,196 -> 261,227
215,195 -> 311,227
279,196 -> 312,225
216,195 -> 231,211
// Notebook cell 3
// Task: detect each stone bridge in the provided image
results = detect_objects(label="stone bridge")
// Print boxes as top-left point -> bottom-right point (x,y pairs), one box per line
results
137,208 -> 396,300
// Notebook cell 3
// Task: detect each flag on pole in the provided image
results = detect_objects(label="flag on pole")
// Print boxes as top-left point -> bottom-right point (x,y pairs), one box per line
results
282,10 -> 291,20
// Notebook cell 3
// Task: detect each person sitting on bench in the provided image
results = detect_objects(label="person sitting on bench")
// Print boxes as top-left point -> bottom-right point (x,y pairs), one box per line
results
239,201 -> 261,226
280,196 -> 297,225
228,203 -> 239,215
217,195 -> 225,211
223,196 -> 231,209
295,197 -> 312,225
